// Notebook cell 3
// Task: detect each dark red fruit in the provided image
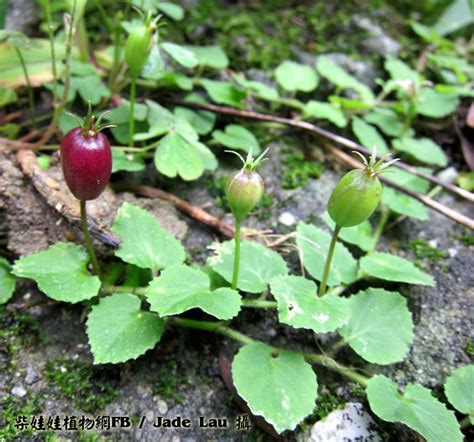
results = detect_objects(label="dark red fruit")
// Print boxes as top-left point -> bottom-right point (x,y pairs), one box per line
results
61,127 -> 112,201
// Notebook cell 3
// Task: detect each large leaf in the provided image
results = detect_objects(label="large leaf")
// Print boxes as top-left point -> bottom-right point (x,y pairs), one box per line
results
316,56 -> 374,101
339,288 -> 413,364
296,222 -> 358,287
359,252 -> 435,286
185,45 -> 228,69
382,187 -> 429,221
174,105 -> 216,136
146,265 -> 241,319
232,342 -> 318,433
161,42 -> 198,69
201,79 -> 246,107
384,58 -> 420,84
111,203 -> 185,274
208,240 -> 288,294
392,137 -> 447,167
304,101 -> 347,128
232,73 -> 279,100
434,0 -> 474,36
156,2 -> 184,21
321,212 -> 374,252
86,293 -> 165,364
364,108 -> 406,137
367,375 -> 463,442
444,365 -> 474,421
270,275 -> 349,333
212,124 -> 260,154
12,243 -> 100,303
351,117 -> 388,155
417,88 -> 459,118
0,258 -> 16,304
275,60 -> 318,92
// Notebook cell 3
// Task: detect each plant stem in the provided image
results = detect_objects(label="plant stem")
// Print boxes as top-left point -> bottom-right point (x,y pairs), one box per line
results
45,0 -> 58,102
80,200 -> 101,278
370,204 -> 389,251
14,47 -> 36,127
129,76 -> 136,147
318,224 -> 341,297
460,416 -> 472,429
108,13 -> 122,93
231,219 -> 241,290
76,16 -> 90,62
172,317 -> 369,386
241,299 -> 277,309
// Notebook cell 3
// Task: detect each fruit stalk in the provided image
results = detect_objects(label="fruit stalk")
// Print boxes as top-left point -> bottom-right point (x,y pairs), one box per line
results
318,224 -> 341,297
129,75 -> 136,147
231,220 -> 241,290
80,200 -> 101,278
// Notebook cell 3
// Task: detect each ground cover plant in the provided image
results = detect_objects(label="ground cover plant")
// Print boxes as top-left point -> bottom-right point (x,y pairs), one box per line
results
0,0 -> 473,439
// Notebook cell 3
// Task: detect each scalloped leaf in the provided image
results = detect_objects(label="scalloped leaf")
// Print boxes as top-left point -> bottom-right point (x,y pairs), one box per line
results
339,288 -> 414,364
275,60 -> 318,92
146,265 -> 241,319
212,124 -> 260,154
351,117 -> 388,155
445,365 -> 474,420
359,252 -> 434,286
367,375 -> 463,442
304,101 -> 347,128
270,275 -> 349,333
12,243 -> 100,303
296,222 -> 358,287
392,136 -> 447,167
86,293 -> 165,364
111,203 -> 185,274
232,342 -> 318,434
0,258 -> 16,304
208,240 -> 288,293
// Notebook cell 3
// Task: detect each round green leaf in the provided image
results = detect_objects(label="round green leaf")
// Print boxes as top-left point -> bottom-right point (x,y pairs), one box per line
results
232,342 -> 318,434
364,108 -> 405,137
112,150 -> 145,173
184,45 -> 228,69
0,258 -> 16,304
359,252 -> 434,286
86,293 -> 165,364
174,106 -> 216,136
160,42 -> 198,69
201,80 -> 246,108
156,2 -> 184,21
445,365 -> 474,418
270,275 -> 349,333
12,243 -> 100,303
339,288 -> 414,364
146,265 -> 241,320
275,61 -> 318,92
417,88 -> 459,118
351,117 -> 388,155
296,222 -> 357,287
367,375 -> 463,442
111,202 -> 185,274
212,124 -> 260,154
208,240 -> 288,293
304,101 -> 347,128
392,137 -> 447,167
382,188 -> 429,221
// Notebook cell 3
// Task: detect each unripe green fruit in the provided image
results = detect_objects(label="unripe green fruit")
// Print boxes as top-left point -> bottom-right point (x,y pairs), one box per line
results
328,168 -> 382,227
226,169 -> 264,222
125,24 -> 153,78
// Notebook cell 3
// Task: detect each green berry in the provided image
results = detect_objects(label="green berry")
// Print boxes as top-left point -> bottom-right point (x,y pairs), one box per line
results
226,169 -> 264,222
124,24 -> 154,78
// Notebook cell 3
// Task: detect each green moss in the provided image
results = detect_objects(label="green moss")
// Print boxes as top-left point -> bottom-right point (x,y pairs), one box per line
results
409,239 -> 446,266
147,360 -> 189,404
44,359 -> 119,413
207,175 -> 229,209
464,339 -> 474,356
458,228 -> 474,246
281,150 -> 324,189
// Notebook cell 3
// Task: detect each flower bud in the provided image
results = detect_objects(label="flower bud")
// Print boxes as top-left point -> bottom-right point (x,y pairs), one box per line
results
124,23 -> 154,78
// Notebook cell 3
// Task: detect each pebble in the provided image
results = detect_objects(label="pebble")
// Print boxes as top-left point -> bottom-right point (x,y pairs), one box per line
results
157,399 -> 168,415
279,211 -> 296,226
11,385 -> 27,398
136,384 -> 152,397
145,410 -> 154,422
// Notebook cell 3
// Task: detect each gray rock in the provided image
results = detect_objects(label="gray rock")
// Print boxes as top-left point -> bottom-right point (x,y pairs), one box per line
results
5,0 -> 38,34
353,15 -> 401,57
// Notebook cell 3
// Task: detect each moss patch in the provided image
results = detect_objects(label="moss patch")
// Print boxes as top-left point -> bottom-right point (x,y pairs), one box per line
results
282,150 -> 324,189
43,359 -> 119,413
408,239 -> 446,266
147,360 -> 189,404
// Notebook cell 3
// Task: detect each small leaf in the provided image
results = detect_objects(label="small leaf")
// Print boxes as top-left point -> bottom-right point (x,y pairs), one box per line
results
434,0 -> 474,36
201,80 -> 246,108
156,2 -> 184,21
111,150 -> 145,173
232,73 -> 279,100
0,258 -> 16,304
316,56 -> 374,101
384,58 -> 420,84
270,275 -> 349,333
275,60 -> 318,92
417,88 -> 459,118
86,293 -> 165,364
161,42 -> 198,69
72,75 -> 110,105
12,243 -> 100,303
0,86 -> 17,106
304,101 -> 347,128
208,240 -> 288,294
351,117 -> 388,155
232,342 -> 318,434
184,45 -> 228,69
212,124 -> 260,154
393,137 -> 447,167
364,108 -> 406,137
174,106 -> 216,136
146,265 -> 241,320
321,212 -> 374,252
367,375 -> 463,442
359,252 -> 435,286
339,288 -> 414,364
111,202 -> 185,274
296,222 -> 358,287
444,365 -> 474,419
382,187 -> 429,221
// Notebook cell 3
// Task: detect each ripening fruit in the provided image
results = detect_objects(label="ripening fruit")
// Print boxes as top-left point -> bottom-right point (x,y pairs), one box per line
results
124,23 -> 154,78
226,169 -> 264,222
328,151 -> 398,227
60,109 -> 113,201
328,169 -> 381,227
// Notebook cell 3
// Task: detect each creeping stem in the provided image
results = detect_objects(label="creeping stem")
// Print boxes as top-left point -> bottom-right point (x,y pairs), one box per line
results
318,224 -> 341,297
231,219 -> 241,290
128,76 -> 137,147
14,47 -> 36,126
80,200 -> 102,278
45,0 -> 58,102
